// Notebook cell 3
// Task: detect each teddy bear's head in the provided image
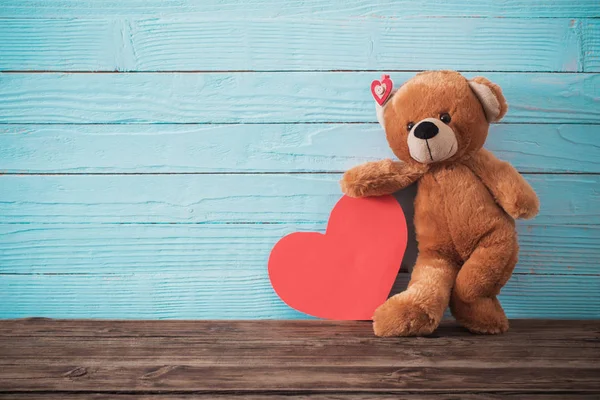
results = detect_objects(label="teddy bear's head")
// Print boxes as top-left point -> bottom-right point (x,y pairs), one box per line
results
377,71 -> 507,165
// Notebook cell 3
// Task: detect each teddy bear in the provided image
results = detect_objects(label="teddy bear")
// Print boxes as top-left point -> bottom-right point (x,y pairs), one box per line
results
341,70 -> 540,336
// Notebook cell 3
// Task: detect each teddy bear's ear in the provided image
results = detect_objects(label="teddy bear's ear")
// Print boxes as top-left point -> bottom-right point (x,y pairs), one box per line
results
375,103 -> 386,129
375,89 -> 398,130
468,77 -> 508,122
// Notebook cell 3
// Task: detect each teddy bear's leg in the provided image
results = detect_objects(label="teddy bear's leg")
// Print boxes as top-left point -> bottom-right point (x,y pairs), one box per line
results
453,226 -> 518,303
372,256 -> 459,337
451,237 -> 519,334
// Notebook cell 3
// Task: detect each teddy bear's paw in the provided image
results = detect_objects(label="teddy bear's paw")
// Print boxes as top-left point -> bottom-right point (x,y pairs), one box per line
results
514,204 -> 539,220
504,192 -> 540,220
451,295 -> 510,335
372,293 -> 438,337
340,172 -> 369,198
340,159 -> 399,198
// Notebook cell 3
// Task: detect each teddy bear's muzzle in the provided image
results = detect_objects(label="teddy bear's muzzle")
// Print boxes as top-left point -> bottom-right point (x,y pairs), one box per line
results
407,118 -> 458,164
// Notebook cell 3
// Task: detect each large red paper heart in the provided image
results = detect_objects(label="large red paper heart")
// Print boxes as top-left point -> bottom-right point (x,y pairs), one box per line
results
268,195 -> 407,320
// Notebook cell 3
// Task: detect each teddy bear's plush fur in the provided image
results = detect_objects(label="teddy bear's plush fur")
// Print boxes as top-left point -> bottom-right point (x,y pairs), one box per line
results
341,71 -> 539,336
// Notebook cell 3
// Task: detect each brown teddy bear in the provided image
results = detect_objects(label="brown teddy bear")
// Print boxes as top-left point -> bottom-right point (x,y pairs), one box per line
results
341,70 -> 540,336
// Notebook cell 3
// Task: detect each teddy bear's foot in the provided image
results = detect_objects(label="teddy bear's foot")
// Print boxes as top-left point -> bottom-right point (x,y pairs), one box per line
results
450,294 -> 509,335
461,314 -> 509,335
372,292 -> 440,337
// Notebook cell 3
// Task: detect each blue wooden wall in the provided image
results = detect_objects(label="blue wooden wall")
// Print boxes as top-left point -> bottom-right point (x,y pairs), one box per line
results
1,1 -> 599,319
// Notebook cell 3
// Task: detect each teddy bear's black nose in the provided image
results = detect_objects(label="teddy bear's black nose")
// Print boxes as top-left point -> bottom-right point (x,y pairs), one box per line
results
414,121 -> 439,139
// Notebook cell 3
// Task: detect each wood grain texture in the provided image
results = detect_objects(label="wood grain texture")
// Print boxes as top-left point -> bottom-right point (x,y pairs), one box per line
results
1,0 -> 598,18
0,271 -> 598,319
1,124 -> 598,174
0,223 -> 597,276
0,174 -> 596,225
3,364 -> 599,391
0,17 -> 584,72
0,72 -> 598,124
2,329 -> 599,367
0,320 -> 598,395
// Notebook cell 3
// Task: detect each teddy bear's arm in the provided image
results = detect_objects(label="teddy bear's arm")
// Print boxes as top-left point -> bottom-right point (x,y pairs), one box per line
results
340,159 -> 424,198
466,149 -> 539,219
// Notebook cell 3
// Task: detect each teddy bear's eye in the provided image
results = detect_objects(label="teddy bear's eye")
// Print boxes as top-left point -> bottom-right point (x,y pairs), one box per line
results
440,113 -> 452,124
407,122 -> 415,131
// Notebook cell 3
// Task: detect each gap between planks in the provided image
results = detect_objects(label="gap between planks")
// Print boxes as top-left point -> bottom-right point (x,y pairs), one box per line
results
0,121 -> 598,124
1,70 -> 599,74
1,172 -> 598,175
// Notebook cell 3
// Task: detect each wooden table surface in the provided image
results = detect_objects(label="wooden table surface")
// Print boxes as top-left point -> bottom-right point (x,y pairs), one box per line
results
0,319 -> 599,399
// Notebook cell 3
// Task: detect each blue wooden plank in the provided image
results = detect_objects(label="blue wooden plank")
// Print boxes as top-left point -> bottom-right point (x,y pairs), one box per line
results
1,0 -> 598,18
1,124 -> 598,174
0,17 -> 583,72
495,274 -> 600,319
582,19 -> 600,72
0,174 -> 596,225
0,270 -> 309,319
0,223 -> 597,276
0,271 -> 597,319
0,19 -> 128,72
0,72 -> 598,123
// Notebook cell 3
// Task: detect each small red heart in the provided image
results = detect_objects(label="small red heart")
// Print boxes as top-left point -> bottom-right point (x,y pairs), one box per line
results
371,74 -> 393,106
268,195 -> 407,320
